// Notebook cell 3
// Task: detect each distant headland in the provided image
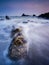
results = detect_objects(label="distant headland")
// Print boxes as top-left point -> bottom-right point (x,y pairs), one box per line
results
38,12 -> 49,19
21,12 -> 49,19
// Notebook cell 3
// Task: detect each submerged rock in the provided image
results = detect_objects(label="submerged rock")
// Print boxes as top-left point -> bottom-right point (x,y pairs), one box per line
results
23,21 -> 28,24
8,27 -> 27,61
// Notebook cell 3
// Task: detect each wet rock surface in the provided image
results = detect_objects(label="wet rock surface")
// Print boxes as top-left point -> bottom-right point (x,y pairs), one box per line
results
8,27 -> 27,61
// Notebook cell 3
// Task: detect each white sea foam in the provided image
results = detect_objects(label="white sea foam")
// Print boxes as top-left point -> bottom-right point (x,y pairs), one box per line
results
0,17 -> 49,65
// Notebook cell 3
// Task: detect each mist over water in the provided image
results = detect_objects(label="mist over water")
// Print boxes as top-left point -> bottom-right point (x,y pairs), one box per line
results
0,17 -> 49,65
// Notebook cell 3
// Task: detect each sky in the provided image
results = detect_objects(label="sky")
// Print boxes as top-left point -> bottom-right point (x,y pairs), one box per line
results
0,0 -> 49,16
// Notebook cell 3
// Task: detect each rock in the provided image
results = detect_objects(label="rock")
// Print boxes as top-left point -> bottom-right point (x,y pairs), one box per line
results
23,21 -> 28,24
5,16 -> 10,20
38,12 -> 49,19
11,27 -> 22,38
33,14 -> 36,17
8,28 -> 27,61
22,13 -> 29,16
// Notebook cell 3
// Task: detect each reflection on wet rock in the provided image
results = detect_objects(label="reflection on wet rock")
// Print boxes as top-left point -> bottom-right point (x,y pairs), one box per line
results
8,27 -> 27,60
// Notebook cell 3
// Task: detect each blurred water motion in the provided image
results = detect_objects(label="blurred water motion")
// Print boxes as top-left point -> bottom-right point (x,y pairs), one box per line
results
0,17 -> 49,65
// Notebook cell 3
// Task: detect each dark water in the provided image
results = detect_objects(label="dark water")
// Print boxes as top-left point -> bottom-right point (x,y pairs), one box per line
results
0,17 -> 49,65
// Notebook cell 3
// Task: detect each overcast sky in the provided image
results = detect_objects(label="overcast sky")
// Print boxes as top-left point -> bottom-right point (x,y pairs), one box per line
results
0,0 -> 49,16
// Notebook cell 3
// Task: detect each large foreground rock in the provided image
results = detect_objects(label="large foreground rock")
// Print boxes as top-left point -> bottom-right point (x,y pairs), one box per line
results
8,27 -> 27,60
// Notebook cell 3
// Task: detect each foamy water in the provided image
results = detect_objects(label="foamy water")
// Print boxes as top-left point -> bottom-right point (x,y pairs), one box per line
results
0,17 -> 49,65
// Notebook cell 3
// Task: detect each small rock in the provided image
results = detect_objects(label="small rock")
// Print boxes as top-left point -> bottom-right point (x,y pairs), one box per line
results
5,16 -> 10,20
